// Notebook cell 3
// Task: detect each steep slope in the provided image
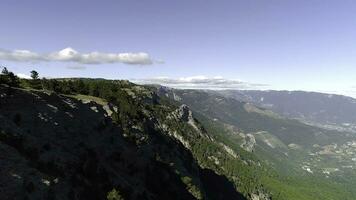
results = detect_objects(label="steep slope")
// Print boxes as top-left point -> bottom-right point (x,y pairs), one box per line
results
0,85 -> 248,200
158,88 -> 350,148
157,86 -> 356,200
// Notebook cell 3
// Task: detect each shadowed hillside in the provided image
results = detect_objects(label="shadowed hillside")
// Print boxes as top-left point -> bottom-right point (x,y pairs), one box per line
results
0,85 -> 248,200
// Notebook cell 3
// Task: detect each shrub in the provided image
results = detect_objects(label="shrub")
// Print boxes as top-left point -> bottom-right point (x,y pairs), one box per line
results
107,188 -> 124,200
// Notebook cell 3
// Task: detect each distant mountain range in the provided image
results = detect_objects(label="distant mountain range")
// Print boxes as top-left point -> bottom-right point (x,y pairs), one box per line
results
217,90 -> 356,132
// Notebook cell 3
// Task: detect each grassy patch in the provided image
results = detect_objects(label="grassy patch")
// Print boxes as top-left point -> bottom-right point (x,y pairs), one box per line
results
66,94 -> 108,105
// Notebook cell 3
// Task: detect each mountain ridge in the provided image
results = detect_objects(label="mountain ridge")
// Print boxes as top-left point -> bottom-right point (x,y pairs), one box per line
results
0,82 -> 263,200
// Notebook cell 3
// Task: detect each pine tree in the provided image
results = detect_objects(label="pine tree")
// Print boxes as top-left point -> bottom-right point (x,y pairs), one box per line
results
29,70 -> 42,89
30,70 -> 39,80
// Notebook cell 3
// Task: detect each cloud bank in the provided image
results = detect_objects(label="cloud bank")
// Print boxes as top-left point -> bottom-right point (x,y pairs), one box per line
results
0,47 -> 154,65
16,73 -> 32,79
133,76 -> 269,90
66,65 -> 87,70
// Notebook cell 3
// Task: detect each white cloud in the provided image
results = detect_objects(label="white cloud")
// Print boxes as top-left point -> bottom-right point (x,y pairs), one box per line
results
16,73 -> 32,79
66,65 -> 87,70
0,47 -> 156,65
132,76 -> 269,90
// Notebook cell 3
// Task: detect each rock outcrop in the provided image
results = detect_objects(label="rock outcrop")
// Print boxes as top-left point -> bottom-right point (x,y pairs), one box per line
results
240,134 -> 256,152
0,86 -> 246,200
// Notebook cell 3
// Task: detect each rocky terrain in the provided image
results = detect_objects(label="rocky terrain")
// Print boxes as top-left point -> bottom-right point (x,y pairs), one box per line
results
0,83 -> 261,200
3,78 -> 356,200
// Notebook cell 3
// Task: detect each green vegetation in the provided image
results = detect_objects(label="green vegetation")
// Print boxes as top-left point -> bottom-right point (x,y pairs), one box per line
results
13,72 -> 258,198
161,88 -> 356,200
192,112 -> 356,200
107,188 -> 124,200
0,67 -> 20,87
2,66 -> 355,199
66,94 -> 108,105
29,70 -> 42,89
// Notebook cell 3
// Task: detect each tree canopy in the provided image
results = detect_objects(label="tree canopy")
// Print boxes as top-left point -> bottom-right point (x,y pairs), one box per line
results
30,70 -> 39,80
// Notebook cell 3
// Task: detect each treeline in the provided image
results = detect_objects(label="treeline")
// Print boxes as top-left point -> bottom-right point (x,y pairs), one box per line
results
0,67 -> 20,87
42,78 -> 142,126
0,67 -> 141,125
0,67 -> 126,99
0,67 -> 41,89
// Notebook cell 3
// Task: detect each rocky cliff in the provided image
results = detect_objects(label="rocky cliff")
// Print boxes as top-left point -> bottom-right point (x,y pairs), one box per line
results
0,85 -> 247,200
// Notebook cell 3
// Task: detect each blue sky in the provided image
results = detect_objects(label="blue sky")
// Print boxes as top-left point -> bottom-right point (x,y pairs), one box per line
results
1,0 -> 356,97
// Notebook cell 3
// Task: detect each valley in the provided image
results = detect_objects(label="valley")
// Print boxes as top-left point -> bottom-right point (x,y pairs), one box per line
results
157,87 -> 356,200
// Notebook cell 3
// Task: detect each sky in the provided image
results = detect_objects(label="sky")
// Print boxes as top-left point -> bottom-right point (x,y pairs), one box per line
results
1,0 -> 356,97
